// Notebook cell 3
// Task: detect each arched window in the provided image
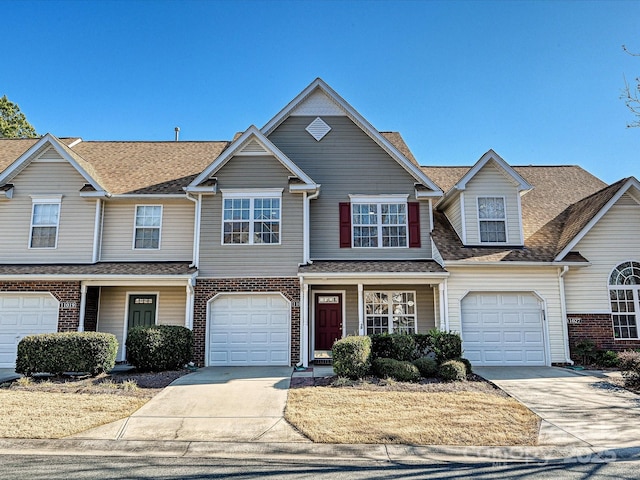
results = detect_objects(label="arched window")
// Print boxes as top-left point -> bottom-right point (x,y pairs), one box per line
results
609,261 -> 640,339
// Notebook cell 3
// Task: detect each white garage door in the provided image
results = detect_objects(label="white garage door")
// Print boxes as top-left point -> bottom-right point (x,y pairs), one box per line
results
461,292 -> 546,366
0,293 -> 59,368
208,294 -> 290,366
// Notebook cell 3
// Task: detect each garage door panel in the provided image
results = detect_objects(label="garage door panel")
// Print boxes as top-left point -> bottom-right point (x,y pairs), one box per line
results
503,331 -> 523,344
0,293 -> 59,368
209,294 -> 290,366
462,292 -> 545,367
481,331 -> 501,343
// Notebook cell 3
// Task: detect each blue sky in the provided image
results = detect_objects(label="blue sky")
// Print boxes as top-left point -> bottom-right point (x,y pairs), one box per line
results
4,0 -> 639,183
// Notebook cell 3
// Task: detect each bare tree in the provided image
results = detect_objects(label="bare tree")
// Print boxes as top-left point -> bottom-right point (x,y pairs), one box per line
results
622,45 -> 640,128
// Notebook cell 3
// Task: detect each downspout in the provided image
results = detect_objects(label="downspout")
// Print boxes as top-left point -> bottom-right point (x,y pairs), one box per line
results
92,199 -> 102,263
303,189 -> 320,264
186,193 -> 202,268
558,266 -> 573,364
185,276 -> 195,330
443,279 -> 450,331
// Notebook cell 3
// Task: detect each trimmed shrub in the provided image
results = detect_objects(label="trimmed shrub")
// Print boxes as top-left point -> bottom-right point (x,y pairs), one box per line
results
16,332 -> 118,376
370,333 -> 417,362
412,356 -> 438,378
617,350 -> 640,387
573,339 -> 596,365
594,350 -> 619,368
332,336 -> 371,379
438,359 -> 467,382
372,357 -> 420,382
126,325 -> 193,372
413,333 -> 432,358
428,329 -> 463,363
453,357 -> 473,375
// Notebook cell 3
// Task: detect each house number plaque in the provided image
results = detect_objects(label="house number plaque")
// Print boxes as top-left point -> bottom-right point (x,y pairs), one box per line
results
567,317 -> 582,324
318,296 -> 339,304
60,302 -> 77,309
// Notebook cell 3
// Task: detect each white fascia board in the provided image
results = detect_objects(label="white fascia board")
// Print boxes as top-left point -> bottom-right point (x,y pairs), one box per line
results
455,150 -> 533,191
299,272 -> 450,285
554,177 -> 640,261
415,188 -> 441,199
260,78 -> 443,195
0,134 -> 104,192
189,126 -> 317,188
184,185 -> 217,194
298,271 -> 449,278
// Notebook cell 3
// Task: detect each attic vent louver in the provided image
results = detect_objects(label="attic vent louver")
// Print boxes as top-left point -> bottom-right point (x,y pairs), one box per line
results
305,117 -> 331,141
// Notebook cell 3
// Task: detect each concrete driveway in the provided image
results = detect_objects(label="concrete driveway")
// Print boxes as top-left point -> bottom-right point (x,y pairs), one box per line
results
73,366 -> 309,443
475,366 -> 640,448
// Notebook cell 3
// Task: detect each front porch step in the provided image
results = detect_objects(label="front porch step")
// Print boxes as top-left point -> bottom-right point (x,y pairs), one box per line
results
313,358 -> 333,365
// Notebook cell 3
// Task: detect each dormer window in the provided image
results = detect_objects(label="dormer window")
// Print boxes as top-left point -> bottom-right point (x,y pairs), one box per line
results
478,197 -> 506,243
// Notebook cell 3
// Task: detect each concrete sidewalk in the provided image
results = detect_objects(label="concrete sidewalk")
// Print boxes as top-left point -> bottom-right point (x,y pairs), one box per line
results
72,366 -> 308,443
475,366 -> 640,448
0,368 -> 20,383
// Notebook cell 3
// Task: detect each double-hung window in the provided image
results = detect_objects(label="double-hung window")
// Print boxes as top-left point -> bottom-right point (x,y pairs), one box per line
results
351,196 -> 408,248
478,196 -> 507,243
134,205 -> 162,249
222,191 -> 281,245
609,261 -> 640,339
365,291 -> 417,334
30,196 -> 61,249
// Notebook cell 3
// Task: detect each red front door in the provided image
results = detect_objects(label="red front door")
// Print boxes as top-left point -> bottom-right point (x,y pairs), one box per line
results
315,294 -> 343,351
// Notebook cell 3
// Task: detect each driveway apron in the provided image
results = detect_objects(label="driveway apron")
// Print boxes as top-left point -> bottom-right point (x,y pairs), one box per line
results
72,366 -> 309,443
475,366 -> 640,448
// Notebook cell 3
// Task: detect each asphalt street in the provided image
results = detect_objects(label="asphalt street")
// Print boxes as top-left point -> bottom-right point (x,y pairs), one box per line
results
0,455 -> 639,480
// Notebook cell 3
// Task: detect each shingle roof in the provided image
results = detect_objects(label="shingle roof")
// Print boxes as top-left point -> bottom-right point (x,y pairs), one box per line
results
425,165 -> 615,262
71,141 -> 230,194
0,262 -> 197,276
380,132 -> 419,166
299,260 -> 447,274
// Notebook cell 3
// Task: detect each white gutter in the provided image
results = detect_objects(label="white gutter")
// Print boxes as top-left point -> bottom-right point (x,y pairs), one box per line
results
297,272 -> 449,279
78,283 -> 87,332
91,199 -> 102,263
302,189 -> 320,264
107,194 -> 191,199
558,266 -> 574,364
445,261 -> 592,268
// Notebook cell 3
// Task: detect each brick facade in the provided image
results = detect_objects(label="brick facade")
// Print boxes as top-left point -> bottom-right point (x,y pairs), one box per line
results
193,277 -> 300,367
567,313 -> 640,359
0,281 -> 82,331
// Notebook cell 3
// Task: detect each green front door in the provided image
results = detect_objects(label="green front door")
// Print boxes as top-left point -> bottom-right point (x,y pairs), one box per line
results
128,294 -> 157,329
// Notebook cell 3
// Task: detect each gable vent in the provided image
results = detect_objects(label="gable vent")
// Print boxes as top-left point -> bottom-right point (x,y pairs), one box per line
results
306,117 -> 331,141
241,138 -> 268,154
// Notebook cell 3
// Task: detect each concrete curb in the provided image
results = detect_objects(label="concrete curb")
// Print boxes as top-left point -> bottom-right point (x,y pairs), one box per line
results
0,439 -> 638,464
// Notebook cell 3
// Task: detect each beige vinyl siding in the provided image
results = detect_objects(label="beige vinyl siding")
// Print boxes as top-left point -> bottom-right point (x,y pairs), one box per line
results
0,160 -> 95,263
100,199 -> 194,261
96,286 -> 187,360
463,163 -> 523,245
565,201 -> 640,313
268,116 -> 433,260
446,266 -> 566,364
443,194 -> 464,241
198,155 -> 304,277
314,284 -> 435,337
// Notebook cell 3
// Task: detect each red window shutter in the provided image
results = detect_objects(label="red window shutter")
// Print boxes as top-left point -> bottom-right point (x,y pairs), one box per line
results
408,202 -> 421,248
339,202 -> 351,248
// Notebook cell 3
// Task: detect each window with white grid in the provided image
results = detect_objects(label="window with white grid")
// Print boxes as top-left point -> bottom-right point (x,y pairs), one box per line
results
134,205 -> 162,249
222,192 -> 281,245
30,199 -> 61,249
365,291 -> 416,335
477,196 -> 507,243
609,261 -> 640,339
352,202 -> 407,248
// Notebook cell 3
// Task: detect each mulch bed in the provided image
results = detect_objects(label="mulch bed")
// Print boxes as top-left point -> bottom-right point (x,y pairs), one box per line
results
291,373 -> 510,397
3,369 -> 190,398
